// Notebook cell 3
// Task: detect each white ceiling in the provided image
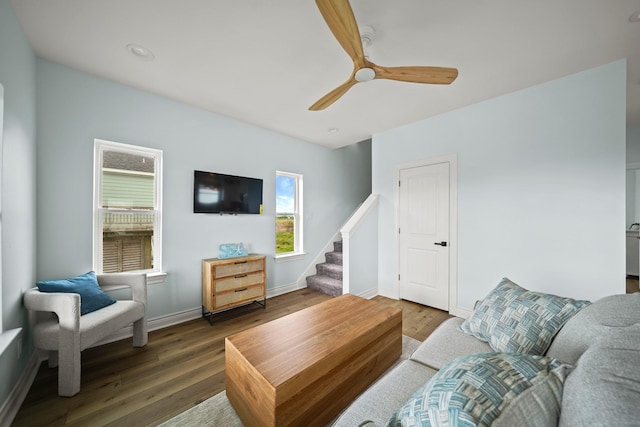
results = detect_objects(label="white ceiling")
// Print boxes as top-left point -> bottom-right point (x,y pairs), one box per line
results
10,0 -> 640,149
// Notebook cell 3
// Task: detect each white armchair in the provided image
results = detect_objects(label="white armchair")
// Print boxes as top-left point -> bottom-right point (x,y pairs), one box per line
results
23,273 -> 148,397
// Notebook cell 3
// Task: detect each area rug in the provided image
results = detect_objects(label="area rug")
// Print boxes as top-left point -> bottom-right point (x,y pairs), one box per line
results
158,336 -> 421,427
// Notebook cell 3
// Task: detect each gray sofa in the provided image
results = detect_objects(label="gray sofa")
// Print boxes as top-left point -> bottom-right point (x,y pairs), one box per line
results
332,291 -> 640,427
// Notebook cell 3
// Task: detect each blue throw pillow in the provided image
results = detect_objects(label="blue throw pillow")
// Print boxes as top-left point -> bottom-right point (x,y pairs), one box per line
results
37,271 -> 116,315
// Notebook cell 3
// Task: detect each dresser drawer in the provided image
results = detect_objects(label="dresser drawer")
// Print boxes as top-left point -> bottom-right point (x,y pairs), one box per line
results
215,272 -> 264,293
214,259 -> 263,278
215,285 -> 264,310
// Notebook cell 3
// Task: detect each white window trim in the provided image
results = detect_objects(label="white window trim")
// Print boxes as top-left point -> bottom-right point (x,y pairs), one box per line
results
0,83 -> 20,357
274,252 -> 306,263
93,139 -> 165,282
275,171 -> 304,259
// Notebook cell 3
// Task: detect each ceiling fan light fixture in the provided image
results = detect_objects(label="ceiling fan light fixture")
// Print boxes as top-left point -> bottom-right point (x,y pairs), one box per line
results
355,67 -> 376,82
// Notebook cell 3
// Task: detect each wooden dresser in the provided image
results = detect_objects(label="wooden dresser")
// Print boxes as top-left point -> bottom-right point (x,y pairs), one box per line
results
201,254 -> 266,324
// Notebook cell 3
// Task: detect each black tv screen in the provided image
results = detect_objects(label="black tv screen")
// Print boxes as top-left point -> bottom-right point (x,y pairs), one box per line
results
194,170 -> 263,214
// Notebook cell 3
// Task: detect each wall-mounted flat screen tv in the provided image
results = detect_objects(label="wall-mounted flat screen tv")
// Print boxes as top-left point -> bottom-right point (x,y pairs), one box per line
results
194,170 -> 263,214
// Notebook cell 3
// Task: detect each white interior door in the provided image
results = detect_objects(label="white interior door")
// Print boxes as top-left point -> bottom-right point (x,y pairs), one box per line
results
399,162 -> 450,310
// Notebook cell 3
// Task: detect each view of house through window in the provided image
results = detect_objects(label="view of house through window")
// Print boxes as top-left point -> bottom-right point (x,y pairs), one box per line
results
94,139 -> 162,274
276,171 -> 303,255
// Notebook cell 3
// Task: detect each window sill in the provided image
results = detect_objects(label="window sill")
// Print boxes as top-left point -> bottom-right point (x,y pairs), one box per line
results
274,253 -> 306,263
100,272 -> 166,291
0,328 -> 21,359
147,272 -> 167,285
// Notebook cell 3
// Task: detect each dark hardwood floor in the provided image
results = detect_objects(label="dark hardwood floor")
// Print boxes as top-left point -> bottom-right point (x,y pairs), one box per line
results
12,289 -> 451,426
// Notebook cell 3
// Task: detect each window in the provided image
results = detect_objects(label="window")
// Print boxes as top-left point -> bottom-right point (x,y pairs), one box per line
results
276,171 -> 303,258
93,139 -> 163,279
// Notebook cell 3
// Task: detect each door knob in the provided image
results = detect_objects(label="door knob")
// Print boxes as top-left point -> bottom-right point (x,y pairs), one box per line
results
434,241 -> 447,247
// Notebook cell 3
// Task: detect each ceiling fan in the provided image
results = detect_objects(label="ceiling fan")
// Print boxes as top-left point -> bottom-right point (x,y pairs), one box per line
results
309,0 -> 459,111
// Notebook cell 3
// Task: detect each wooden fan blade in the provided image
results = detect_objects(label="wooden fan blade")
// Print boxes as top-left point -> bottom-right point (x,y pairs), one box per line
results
309,78 -> 358,111
373,65 -> 459,84
315,0 -> 366,67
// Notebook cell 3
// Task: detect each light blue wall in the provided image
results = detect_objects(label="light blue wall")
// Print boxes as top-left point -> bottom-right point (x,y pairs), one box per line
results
35,59 -> 371,320
0,0 -> 37,412
347,207 -> 378,297
338,139 -> 372,207
373,60 -> 626,310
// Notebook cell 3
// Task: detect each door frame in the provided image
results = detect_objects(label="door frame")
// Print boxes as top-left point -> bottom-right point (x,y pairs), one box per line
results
394,154 -> 459,315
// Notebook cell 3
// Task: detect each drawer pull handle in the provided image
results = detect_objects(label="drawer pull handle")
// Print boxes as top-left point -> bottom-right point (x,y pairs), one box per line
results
234,261 -> 248,265
235,274 -> 248,279
235,288 -> 248,293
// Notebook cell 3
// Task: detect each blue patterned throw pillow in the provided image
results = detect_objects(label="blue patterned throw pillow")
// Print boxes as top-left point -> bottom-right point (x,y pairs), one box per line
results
387,352 -> 570,427
458,278 -> 590,355
37,271 -> 116,315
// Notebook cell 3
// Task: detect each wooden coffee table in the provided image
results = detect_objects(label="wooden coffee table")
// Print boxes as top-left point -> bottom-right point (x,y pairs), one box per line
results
225,294 -> 402,427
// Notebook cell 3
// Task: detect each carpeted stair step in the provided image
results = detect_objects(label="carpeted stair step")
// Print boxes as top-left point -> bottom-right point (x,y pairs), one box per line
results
306,275 -> 343,297
325,251 -> 343,265
317,262 -> 342,280
304,240 -> 344,297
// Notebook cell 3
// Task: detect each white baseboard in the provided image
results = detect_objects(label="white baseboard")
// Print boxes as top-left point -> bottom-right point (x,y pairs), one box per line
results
0,351 -> 40,426
356,287 -> 379,300
450,306 -> 472,319
267,282 -> 302,298
148,307 -> 204,331
378,288 -> 400,300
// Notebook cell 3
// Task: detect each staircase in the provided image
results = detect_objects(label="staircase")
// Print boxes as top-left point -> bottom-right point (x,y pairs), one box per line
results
306,241 -> 343,297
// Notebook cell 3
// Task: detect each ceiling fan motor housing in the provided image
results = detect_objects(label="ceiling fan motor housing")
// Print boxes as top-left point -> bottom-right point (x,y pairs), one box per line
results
355,67 -> 376,82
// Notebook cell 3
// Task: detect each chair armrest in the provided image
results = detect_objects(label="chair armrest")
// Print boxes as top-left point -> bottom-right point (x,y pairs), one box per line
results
97,273 -> 147,305
23,288 -> 80,332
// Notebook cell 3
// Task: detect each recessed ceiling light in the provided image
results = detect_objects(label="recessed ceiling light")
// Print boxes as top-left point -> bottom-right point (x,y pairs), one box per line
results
126,44 -> 155,61
328,128 -> 339,133
630,10 -> 640,22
